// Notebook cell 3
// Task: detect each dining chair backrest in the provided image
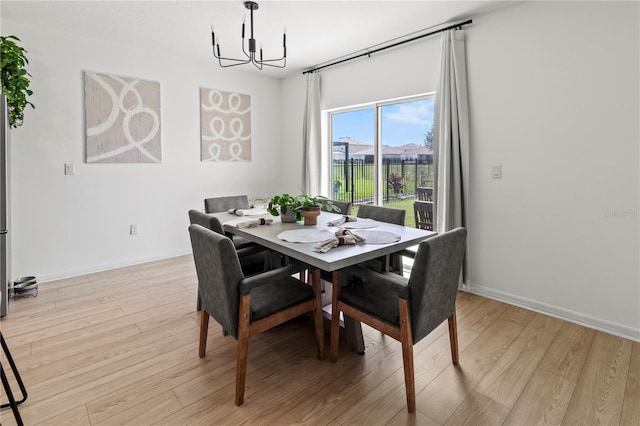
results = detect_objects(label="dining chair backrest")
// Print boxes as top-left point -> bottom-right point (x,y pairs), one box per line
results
188,209 -> 225,234
416,187 -> 433,202
322,199 -> 352,215
189,224 -> 244,338
356,204 -> 406,274
356,204 -> 405,225
204,195 -> 250,213
407,227 -> 467,343
413,201 -> 434,231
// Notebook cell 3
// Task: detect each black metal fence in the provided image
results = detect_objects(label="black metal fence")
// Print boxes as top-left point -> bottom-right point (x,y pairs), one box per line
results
332,158 -> 434,205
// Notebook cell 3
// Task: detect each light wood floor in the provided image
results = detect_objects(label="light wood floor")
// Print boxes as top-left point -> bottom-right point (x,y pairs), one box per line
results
0,255 -> 638,425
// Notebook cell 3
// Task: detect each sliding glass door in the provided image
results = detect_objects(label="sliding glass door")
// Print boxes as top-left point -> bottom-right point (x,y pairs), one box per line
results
329,95 -> 434,227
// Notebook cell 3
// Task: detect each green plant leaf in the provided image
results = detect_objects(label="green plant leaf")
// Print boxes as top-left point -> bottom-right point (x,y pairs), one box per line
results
1,35 -> 34,128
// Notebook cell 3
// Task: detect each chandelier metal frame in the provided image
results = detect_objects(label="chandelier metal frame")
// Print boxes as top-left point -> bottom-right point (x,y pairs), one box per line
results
211,1 -> 287,69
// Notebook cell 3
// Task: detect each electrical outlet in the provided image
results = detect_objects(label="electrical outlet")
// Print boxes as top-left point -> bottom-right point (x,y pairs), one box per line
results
129,224 -> 139,235
64,163 -> 75,175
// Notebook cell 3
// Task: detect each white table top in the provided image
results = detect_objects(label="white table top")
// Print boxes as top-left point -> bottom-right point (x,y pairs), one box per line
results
211,210 -> 436,272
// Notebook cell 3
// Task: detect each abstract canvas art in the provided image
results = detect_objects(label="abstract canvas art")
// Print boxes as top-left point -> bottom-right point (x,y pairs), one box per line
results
200,88 -> 251,161
84,72 -> 162,163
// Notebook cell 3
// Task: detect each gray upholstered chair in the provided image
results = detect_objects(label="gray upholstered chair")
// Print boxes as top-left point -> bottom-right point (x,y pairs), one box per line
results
189,224 -> 324,406
356,204 -> 405,225
356,204 -> 406,273
203,195 -> 254,250
329,227 -> 467,413
321,199 -> 352,215
188,210 -> 268,312
204,194 -> 250,213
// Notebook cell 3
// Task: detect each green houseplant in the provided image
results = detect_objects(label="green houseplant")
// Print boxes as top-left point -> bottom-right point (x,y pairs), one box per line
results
296,194 -> 340,226
267,194 -> 301,223
0,35 -> 34,128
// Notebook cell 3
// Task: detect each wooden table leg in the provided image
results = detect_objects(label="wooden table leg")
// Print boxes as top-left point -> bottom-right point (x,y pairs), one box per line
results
332,271 -> 365,355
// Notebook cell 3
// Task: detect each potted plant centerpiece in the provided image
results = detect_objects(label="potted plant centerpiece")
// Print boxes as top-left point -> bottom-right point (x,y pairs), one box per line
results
267,193 -> 301,223
296,194 -> 340,226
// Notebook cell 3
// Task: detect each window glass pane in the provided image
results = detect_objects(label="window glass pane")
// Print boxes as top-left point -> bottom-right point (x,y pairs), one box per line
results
380,98 -> 434,227
331,108 -> 375,214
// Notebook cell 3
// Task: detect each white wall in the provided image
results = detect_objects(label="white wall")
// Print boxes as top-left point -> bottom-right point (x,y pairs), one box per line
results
280,31 -> 442,190
4,1 -> 638,340
3,20 -> 283,281
281,1 -> 640,340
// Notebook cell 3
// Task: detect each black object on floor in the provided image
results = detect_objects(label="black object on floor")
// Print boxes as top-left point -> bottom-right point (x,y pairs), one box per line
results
0,331 -> 27,425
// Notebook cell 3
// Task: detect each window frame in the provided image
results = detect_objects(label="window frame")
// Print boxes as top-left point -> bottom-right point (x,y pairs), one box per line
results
326,92 -> 435,206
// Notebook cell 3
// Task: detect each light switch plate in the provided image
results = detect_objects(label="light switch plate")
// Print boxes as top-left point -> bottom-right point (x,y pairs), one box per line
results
491,164 -> 502,179
64,163 -> 75,175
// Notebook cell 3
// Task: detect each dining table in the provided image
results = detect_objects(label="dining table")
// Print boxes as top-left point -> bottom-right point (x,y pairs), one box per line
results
209,209 -> 436,354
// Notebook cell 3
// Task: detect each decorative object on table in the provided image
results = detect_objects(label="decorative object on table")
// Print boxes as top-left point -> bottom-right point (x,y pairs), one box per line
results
84,72 -> 161,163
312,228 -> 366,253
296,194 -> 339,226
267,194 -> 300,223
225,217 -> 273,228
200,88 -> 251,162
352,230 -> 401,244
277,229 -> 334,243
326,215 -> 357,227
299,206 -> 320,226
227,208 -> 269,216
210,1 -> 287,70
0,35 -> 34,128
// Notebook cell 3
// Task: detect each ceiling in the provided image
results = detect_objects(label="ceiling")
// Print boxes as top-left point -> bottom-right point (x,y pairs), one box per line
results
2,1 -> 515,78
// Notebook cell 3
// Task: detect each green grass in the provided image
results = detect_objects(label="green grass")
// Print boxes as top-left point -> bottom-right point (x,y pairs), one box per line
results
351,197 -> 418,228
332,161 -> 433,228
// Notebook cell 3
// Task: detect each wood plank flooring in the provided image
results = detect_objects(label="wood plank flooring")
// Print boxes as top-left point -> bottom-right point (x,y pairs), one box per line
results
0,255 -> 638,425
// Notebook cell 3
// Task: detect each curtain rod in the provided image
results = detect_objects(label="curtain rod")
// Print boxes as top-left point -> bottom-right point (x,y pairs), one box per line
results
302,19 -> 472,75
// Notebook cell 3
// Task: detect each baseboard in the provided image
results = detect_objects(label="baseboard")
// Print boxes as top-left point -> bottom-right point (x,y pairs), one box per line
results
35,249 -> 193,284
466,283 -> 640,343
33,254 -> 640,343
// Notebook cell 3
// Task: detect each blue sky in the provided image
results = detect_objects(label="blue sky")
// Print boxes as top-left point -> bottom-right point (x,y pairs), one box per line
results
332,98 -> 434,147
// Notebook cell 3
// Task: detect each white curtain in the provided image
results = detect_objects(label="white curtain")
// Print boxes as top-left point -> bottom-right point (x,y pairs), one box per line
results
433,29 -> 470,279
302,72 -> 321,195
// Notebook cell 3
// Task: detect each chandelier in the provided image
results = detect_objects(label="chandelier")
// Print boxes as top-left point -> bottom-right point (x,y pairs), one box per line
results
211,1 -> 287,69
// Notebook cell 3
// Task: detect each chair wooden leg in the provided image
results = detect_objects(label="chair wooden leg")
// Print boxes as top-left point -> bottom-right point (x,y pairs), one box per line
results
448,312 -> 459,365
311,269 -> 325,360
199,310 -> 210,358
329,271 -> 342,363
399,299 -> 415,413
235,295 -> 251,406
